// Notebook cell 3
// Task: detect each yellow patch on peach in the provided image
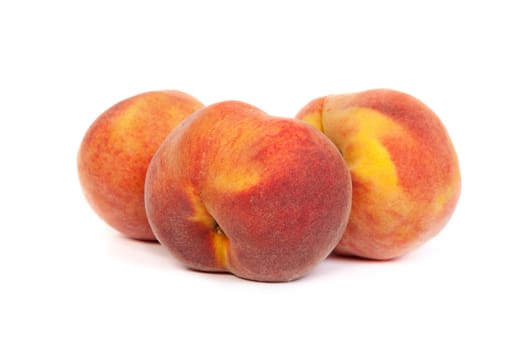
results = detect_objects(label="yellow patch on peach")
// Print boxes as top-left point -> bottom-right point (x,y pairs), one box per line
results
107,95 -> 194,154
212,228 -> 229,268
210,167 -> 262,193
300,112 -> 324,132
205,125 -> 270,193
113,100 -> 143,128
186,185 -> 216,230
322,106 -> 403,196
107,101 -> 147,146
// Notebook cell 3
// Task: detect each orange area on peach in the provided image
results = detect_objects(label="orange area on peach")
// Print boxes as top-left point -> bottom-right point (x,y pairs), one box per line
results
297,97 -> 324,132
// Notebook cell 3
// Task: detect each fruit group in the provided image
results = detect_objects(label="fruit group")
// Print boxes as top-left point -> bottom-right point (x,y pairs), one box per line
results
78,90 -> 204,240
145,101 -> 352,281
296,89 -> 461,260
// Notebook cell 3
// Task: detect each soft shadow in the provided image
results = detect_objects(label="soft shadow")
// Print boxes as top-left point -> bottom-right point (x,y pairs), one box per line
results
186,267 -> 242,283
326,252 -> 401,264
302,251 -> 402,282
105,231 -> 178,270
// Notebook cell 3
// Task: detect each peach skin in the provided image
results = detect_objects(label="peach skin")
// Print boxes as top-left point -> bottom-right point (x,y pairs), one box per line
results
78,90 -> 204,241
144,101 -> 352,282
296,89 -> 461,260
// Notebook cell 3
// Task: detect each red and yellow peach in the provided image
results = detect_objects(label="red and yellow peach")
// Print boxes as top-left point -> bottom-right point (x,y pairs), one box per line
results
296,89 -> 461,260
78,90 -> 204,241
144,101 -> 352,281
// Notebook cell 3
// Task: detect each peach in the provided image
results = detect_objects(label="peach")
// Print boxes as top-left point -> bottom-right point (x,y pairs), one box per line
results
296,89 -> 461,260
78,90 -> 204,241
144,101 -> 352,282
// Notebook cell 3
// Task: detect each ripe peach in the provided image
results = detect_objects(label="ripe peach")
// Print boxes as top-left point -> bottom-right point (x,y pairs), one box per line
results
144,101 -> 352,281
78,90 -> 204,241
296,89 -> 461,260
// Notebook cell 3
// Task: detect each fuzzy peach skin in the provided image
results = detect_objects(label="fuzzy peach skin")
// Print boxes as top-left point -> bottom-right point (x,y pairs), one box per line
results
144,101 -> 352,282
296,89 -> 461,260
78,90 -> 204,241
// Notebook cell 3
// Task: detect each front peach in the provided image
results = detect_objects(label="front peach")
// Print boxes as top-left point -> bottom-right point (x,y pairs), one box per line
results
145,101 -> 352,281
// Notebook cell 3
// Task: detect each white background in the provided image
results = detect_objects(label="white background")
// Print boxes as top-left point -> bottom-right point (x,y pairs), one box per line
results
1,1 -> 524,349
